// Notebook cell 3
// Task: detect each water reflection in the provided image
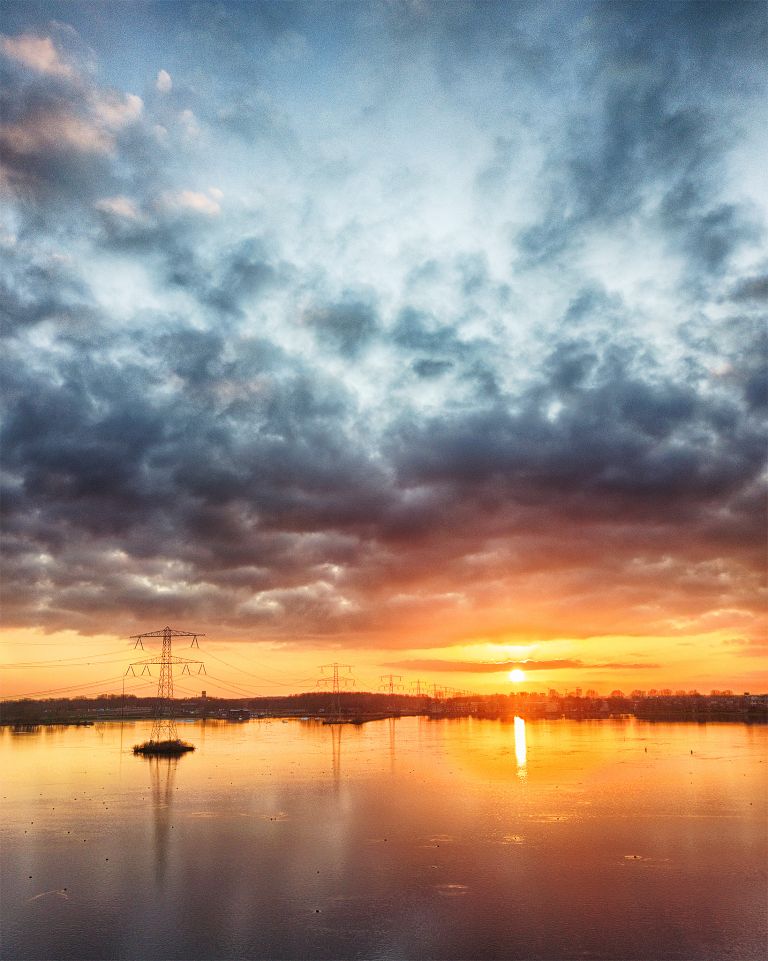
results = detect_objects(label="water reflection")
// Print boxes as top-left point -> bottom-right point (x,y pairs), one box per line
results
10,723 -> 41,734
144,755 -> 179,884
330,723 -> 342,787
514,715 -> 527,777
2,718 -> 766,961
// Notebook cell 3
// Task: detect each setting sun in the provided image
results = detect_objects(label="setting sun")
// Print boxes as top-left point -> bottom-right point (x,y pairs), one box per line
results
509,669 -> 526,683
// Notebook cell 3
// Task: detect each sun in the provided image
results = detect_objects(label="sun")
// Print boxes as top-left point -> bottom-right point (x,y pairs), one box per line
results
509,668 -> 526,683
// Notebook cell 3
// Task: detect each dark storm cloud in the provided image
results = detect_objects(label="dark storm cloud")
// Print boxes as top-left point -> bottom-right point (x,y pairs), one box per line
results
728,274 -> 768,303
386,365 -> 764,526
412,359 -> 453,379
305,299 -> 379,357
0,280 -> 397,633
0,244 -> 94,336
543,340 -> 598,392
392,308 -> 461,354
161,235 -> 286,320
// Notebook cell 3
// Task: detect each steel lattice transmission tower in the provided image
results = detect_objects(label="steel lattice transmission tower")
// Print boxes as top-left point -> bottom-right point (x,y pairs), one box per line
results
380,674 -> 403,712
318,662 -> 355,718
127,626 -> 206,745
380,674 -> 403,696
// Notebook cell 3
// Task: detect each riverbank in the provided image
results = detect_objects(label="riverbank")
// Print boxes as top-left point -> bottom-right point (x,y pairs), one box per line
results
2,690 -> 766,727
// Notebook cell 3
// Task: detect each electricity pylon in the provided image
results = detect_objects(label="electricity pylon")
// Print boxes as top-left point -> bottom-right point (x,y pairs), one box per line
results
318,662 -> 354,718
379,674 -> 403,696
126,626 -> 206,744
380,673 -> 403,714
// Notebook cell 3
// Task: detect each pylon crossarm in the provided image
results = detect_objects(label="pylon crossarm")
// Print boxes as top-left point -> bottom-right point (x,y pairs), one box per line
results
129,627 -> 206,640
127,656 -> 205,667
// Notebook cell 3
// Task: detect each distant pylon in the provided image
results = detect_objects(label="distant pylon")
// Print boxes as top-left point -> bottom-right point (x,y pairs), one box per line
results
127,626 -> 206,743
318,662 -> 354,717
380,674 -> 403,711
379,674 -> 403,696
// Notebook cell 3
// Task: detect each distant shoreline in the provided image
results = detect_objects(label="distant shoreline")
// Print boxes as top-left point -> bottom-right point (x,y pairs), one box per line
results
2,691 -> 766,727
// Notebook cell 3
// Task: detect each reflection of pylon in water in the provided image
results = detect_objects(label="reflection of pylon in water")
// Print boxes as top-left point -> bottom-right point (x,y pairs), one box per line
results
387,716 -> 396,773
126,626 -> 206,745
330,724 -> 342,786
147,755 -> 178,883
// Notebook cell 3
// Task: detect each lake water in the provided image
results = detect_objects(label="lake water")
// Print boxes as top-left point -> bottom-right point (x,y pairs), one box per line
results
1,716 -> 766,960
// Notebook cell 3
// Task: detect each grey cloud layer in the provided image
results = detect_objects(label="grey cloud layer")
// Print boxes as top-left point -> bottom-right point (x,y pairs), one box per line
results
1,2 -> 765,651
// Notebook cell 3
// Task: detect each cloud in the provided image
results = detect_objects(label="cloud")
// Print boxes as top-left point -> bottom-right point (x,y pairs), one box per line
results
384,659 -> 583,673
1,109 -> 114,157
90,91 -> 143,129
0,37 -> 145,203
94,195 -> 142,221
412,358 -> 453,379
382,659 -> 661,673
156,69 -> 172,93
0,33 -> 76,79
160,189 -> 221,216
305,300 -> 378,357
728,274 -> 768,303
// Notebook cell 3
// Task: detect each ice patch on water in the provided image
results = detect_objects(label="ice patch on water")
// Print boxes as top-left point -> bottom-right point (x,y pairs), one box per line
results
435,883 -> 469,896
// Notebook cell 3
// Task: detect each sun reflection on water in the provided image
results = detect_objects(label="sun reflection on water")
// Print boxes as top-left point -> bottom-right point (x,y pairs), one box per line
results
514,715 -> 527,777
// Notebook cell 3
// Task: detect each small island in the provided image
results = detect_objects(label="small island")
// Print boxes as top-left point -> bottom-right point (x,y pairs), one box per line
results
133,739 -> 195,756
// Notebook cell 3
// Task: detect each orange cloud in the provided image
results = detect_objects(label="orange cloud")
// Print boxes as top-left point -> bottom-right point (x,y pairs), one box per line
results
0,110 -> 113,155
382,658 -> 660,673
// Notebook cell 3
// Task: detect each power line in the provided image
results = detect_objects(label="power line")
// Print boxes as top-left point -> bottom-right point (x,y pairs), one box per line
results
0,674 -> 127,700
201,649 -> 316,687
1,656 -> 135,669
202,673 -> 259,699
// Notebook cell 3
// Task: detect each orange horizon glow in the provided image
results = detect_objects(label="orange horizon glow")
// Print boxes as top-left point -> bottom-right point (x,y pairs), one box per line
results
1,622 -> 766,701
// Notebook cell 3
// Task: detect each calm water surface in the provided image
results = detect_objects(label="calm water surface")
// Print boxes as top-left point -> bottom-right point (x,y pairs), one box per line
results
1,717 -> 766,960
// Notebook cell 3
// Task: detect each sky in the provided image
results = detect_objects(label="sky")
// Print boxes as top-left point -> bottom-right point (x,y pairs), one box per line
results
1,1 -> 766,700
